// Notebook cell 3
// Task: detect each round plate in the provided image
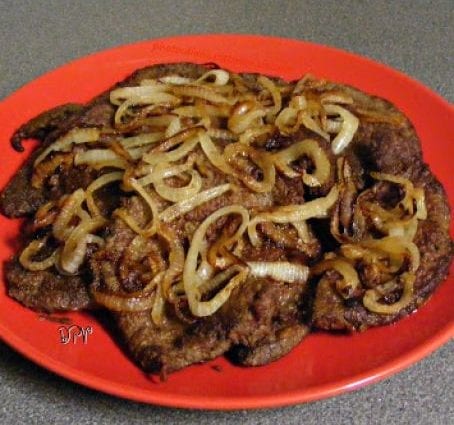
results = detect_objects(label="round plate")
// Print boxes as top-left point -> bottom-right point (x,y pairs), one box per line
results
0,35 -> 452,410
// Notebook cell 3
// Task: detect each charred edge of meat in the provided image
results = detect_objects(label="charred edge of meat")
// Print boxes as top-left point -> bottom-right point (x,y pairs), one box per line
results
11,104 -> 86,151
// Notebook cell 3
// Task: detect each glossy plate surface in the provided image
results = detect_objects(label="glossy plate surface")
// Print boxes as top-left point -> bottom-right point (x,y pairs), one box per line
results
0,35 -> 452,409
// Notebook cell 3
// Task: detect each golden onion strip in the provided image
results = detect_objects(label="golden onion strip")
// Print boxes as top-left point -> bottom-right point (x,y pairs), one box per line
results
171,85 -> 234,105
34,127 -> 100,166
198,132 -> 232,173
311,258 -> 360,298
59,217 -> 105,274
272,138 -> 331,187
52,188 -> 86,240
110,85 -> 168,105
119,132 -> 164,149
300,112 -> 330,140
248,185 -> 338,246
86,172 -> 123,217
142,137 -> 199,165
157,225 -> 185,301
159,183 -> 232,223
224,143 -> 276,193
359,236 -> 420,273
196,69 -> 230,85
19,238 -> 58,271
125,178 -> 160,237
183,205 -> 249,317
323,104 -> 359,154
153,169 -> 202,202
238,125 -> 274,146
363,272 -> 415,314
158,75 -> 193,85
151,277 -> 166,325
275,107 -> 298,134
74,149 -> 128,170
257,75 -> 282,119
247,261 -> 309,283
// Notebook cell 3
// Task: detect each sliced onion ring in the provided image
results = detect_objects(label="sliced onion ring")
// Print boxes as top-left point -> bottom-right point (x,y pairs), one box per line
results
247,261 -> 309,283
311,258 -> 360,298
184,205 -> 249,317
248,185 -> 338,246
19,237 -> 58,271
363,272 -> 415,314
323,104 -> 359,154
272,138 -> 331,187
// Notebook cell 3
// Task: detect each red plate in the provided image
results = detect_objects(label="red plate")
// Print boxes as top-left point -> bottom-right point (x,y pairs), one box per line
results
0,35 -> 452,409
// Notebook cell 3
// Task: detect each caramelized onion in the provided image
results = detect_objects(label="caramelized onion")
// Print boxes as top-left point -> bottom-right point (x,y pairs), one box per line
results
92,289 -> 156,312
358,236 -> 420,273
59,218 -> 105,274
273,138 -> 331,187
171,85 -> 234,105
323,104 -> 359,154
74,149 -> 128,170
143,134 -> 199,166
198,132 -> 232,173
196,69 -> 230,85
224,143 -> 276,192
160,183 -> 232,223
86,172 -> 123,217
34,128 -> 100,166
312,258 -> 360,298
122,178 -> 160,237
228,101 -> 266,134
363,272 -> 415,314
19,238 -> 58,271
248,185 -> 338,246
184,205 -> 249,316
158,225 -> 185,300
120,132 -> 164,149
154,169 -> 202,203
32,153 -> 74,189
53,189 -> 86,240
258,75 -> 282,119
247,261 -> 309,283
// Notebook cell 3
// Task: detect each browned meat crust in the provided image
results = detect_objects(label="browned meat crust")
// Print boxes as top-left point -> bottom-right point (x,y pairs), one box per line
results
5,259 -> 94,312
115,276 -> 308,373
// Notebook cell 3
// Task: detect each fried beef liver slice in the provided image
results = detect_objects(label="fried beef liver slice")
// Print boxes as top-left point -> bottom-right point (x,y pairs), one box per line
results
225,276 -> 309,367
0,64 -> 222,218
310,82 -> 453,331
115,276 -> 308,373
5,259 -> 93,312
91,192 -> 310,373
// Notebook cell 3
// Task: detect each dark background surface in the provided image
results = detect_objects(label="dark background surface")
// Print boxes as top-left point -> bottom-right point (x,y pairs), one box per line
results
0,1 -> 452,423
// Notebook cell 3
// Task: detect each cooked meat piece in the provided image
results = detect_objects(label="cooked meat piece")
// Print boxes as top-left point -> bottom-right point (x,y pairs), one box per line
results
1,63 -> 293,315
309,82 -> 453,331
0,65 -> 215,217
1,104 -> 87,217
91,189 -> 311,372
116,276 -> 308,373
115,310 -> 230,374
224,276 -> 308,367
0,62 -> 293,219
11,104 -> 86,151
229,324 -> 309,366
5,259 -> 94,312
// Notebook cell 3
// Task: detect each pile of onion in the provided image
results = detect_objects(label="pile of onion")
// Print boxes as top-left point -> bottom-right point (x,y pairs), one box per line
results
22,66 -> 425,324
